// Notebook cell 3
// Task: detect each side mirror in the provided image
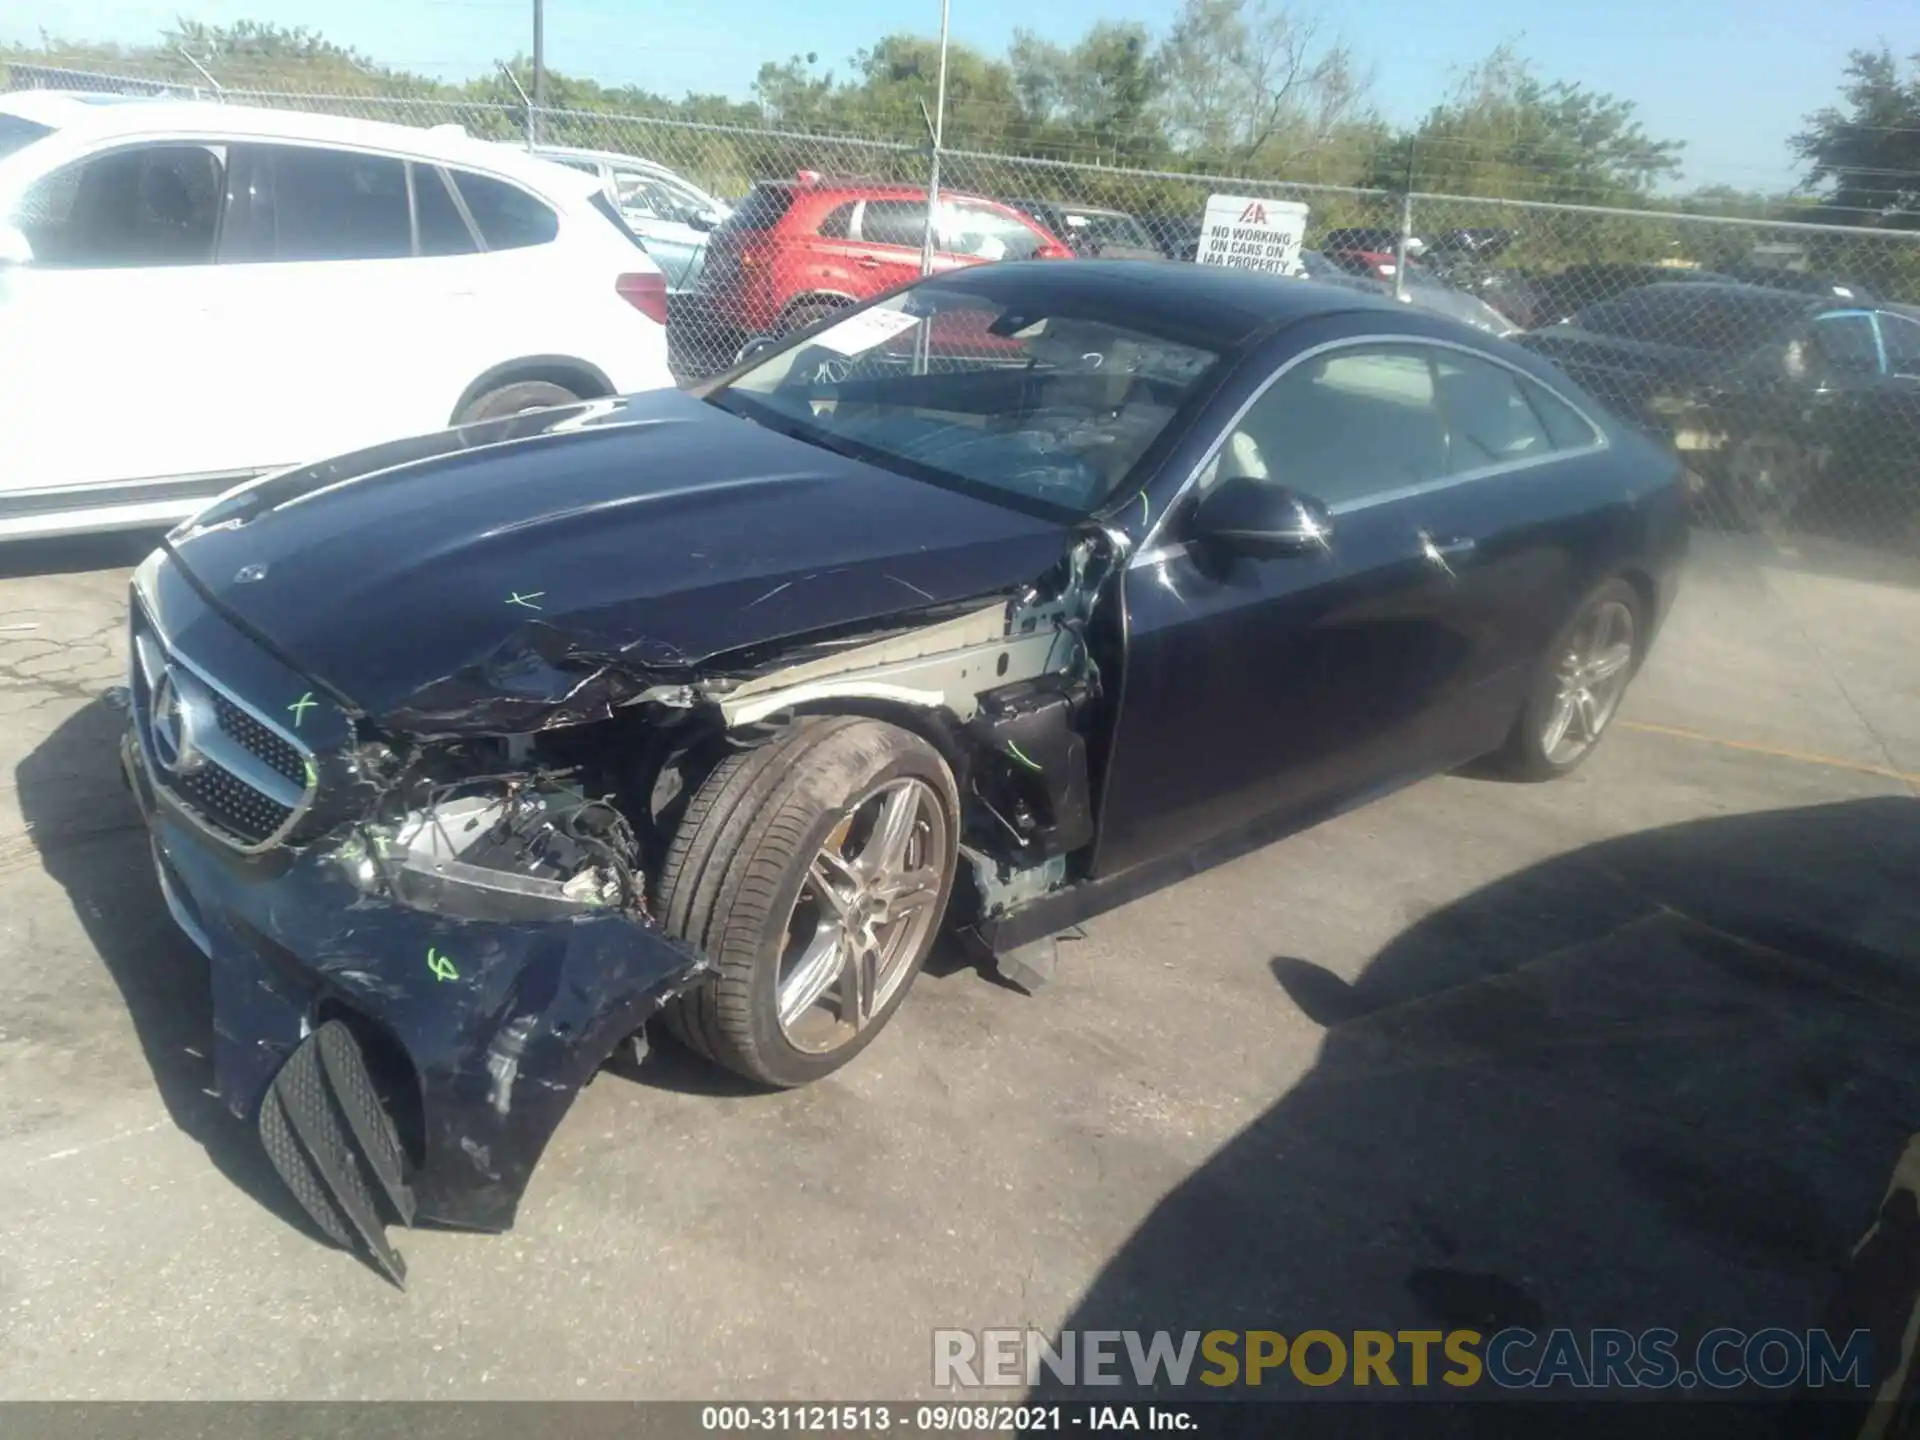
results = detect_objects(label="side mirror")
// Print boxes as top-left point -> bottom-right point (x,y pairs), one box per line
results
0,224 -> 33,267
689,209 -> 724,233
1188,475 -> 1334,558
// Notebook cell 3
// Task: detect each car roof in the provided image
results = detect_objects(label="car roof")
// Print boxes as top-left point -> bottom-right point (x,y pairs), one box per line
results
529,143 -> 681,177
0,92 -> 599,201
1609,281 -> 1823,310
930,259 -> 1402,349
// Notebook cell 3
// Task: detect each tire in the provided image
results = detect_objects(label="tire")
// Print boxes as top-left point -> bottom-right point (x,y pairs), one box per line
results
657,716 -> 960,1088
455,380 -> 581,425
1721,431 -> 1818,532
1492,578 -> 1644,782
780,300 -> 850,336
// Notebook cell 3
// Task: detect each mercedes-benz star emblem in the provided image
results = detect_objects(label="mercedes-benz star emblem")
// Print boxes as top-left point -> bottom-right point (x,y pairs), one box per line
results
234,563 -> 269,584
150,667 -> 207,776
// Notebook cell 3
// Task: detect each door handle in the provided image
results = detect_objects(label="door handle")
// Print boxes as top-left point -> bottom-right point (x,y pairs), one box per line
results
1419,531 -> 1475,576
857,256 -> 883,269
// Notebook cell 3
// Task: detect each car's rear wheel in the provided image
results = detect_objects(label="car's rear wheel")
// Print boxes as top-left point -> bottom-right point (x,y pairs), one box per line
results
780,300 -> 848,335
1494,579 -> 1643,781
456,381 -> 581,424
657,717 -> 959,1087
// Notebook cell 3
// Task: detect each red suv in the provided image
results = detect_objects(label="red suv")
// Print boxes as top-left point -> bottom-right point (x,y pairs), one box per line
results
684,175 -> 1072,366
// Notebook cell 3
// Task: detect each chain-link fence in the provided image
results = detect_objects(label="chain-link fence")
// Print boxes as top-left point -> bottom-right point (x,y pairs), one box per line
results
9,61 -> 1920,554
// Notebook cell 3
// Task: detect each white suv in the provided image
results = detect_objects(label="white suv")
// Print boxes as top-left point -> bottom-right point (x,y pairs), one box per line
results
0,91 -> 676,539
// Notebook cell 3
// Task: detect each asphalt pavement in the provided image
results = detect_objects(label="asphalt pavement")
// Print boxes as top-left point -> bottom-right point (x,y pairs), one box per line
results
0,528 -> 1914,1406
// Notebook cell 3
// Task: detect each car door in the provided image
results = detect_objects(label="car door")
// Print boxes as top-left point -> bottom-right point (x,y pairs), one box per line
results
1092,331 -> 1594,880
0,139 -> 235,503
210,141 -> 433,469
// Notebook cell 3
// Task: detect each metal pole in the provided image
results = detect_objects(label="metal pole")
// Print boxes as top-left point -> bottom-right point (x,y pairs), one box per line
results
531,0 -> 546,147
918,0 -> 951,280
1393,140 -> 1414,302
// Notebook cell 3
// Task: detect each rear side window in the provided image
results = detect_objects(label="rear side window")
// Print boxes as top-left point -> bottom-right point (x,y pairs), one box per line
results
230,145 -> 410,261
450,171 -> 557,250
713,183 -> 796,236
1432,353 -> 1552,469
1524,382 -> 1603,450
816,202 -> 855,239
410,163 -> 475,256
16,143 -> 226,268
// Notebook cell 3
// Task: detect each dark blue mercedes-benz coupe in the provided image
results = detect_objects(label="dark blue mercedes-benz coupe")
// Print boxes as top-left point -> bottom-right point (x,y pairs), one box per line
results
121,260 -> 1688,1280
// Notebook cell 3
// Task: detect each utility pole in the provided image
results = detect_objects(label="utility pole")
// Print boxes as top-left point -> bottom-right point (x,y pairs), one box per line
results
531,0 -> 546,145
917,0 -> 951,279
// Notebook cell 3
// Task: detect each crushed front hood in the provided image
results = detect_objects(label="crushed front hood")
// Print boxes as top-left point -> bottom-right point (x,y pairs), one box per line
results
162,389 -> 1071,734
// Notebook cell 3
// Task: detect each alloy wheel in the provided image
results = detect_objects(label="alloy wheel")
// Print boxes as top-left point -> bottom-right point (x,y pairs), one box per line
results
1541,599 -> 1636,765
775,777 -> 948,1056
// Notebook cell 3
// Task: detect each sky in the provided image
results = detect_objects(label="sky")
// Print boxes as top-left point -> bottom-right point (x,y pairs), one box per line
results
5,0 -> 1911,191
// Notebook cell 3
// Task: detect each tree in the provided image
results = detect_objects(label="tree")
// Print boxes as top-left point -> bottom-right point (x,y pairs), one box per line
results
1006,22 -> 1165,163
1365,45 -> 1683,202
1153,0 -> 1374,173
1793,46 -> 1920,227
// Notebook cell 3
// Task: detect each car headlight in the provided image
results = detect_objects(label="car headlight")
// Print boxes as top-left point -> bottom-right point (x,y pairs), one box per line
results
337,778 -> 640,922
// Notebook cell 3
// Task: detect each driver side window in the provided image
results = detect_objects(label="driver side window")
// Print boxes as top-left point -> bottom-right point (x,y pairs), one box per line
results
1810,314 -> 1880,376
1200,345 -> 1448,508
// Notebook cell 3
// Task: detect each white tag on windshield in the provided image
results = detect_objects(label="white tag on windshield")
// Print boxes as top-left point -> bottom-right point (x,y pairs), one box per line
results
809,308 -> 923,356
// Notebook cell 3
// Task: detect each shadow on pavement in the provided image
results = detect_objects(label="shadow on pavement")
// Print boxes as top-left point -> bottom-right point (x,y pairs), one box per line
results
16,696 -> 337,1245
1032,796 -> 1920,1438
0,530 -> 165,582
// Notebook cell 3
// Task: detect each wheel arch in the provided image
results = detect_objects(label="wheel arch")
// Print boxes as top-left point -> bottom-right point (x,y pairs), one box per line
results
448,356 -> 616,426
778,291 -> 860,329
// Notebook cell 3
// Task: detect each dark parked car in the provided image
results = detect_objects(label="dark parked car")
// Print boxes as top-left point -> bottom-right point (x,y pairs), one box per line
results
1524,263 -> 1737,328
1719,264 -> 1882,303
1004,199 -> 1164,260
1519,282 -> 1920,525
1297,252 -> 1518,337
122,262 -> 1687,1282
1137,213 -> 1203,262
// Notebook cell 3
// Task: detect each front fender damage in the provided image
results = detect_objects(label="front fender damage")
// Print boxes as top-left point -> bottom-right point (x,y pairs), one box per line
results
247,527 -> 1125,1283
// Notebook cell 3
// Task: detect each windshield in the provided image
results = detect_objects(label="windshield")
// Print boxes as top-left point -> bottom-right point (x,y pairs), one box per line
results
0,115 -> 54,163
710,285 -> 1221,518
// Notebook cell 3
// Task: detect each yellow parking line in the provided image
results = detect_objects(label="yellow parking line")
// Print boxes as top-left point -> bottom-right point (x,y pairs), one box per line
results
1619,719 -> 1920,786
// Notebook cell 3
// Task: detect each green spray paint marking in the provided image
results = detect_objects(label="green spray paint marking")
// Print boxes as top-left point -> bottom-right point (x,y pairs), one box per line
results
427,946 -> 459,983
1137,490 -> 1150,526
506,591 -> 546,611
1005,741 -> 1044,772
303,756 -> 318,788
287,692 -> 317,727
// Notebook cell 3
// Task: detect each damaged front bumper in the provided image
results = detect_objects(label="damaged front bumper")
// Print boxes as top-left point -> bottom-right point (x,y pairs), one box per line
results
122,730 -> 706,1283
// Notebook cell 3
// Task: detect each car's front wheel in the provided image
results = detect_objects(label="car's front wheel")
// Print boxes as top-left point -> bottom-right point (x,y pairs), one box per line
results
657,717 -> 959,1087
455,380 -> 581,424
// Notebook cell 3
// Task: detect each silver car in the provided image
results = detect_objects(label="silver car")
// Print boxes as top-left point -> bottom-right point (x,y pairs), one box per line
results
529,144 -> 730,292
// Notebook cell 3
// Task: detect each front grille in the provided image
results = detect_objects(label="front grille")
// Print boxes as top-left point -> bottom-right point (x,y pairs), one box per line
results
130,601 -> 315,851
174,763 -> 297,840
212,693 -> 307,786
